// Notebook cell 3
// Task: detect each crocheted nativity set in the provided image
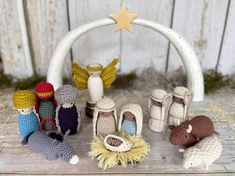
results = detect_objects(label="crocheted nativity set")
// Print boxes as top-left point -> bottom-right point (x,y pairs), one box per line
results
12,3 -> 222,171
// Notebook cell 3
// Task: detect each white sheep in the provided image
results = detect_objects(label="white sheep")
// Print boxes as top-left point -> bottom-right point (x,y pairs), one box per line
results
181,135 -> 222,170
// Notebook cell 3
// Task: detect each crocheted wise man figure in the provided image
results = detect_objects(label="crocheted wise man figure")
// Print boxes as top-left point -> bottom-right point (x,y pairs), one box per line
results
35,82 -> 57,131
118,103 -> 143,136
55,85 -> 81,135
13,90 -> 40,142
93,97 -> 117,137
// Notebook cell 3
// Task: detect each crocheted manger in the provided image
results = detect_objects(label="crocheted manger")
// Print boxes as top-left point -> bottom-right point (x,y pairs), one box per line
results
89,132 -> 150,169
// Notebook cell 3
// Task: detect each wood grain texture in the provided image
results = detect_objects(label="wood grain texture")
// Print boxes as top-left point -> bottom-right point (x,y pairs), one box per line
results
217,0 -> 235,75
0,89 -> 234,175
0,0 -> 33,78
68,0 -> 121,69
121,0 -> 174,73
168,0 -> 229,71
25,0 -> 71,78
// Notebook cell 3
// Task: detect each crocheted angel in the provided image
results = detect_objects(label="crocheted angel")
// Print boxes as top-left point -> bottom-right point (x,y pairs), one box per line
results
72,58 -> 119,104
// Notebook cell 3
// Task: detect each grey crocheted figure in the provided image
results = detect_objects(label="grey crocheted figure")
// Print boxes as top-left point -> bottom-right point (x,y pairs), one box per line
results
55,85 -> 81,135
26,130 -> 79,164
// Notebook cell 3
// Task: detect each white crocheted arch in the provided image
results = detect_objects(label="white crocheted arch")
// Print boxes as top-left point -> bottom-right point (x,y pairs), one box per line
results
47,18 -> 204,102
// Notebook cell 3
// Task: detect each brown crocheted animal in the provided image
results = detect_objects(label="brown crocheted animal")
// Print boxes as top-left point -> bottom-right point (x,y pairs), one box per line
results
169,115 -> 217,147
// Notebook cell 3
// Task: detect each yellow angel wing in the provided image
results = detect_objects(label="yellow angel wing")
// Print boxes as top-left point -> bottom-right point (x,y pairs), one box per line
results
100,58 -> 119,88
72,61 -> 89,90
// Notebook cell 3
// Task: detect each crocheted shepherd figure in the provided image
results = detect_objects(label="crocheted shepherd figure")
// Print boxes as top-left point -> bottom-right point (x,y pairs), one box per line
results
168,86 -> 193,126
55,85 -> 81,135
118,103 -> 143,136
93,97 -> 117,137
13,90 -> 40,143
35,82 -> 57,131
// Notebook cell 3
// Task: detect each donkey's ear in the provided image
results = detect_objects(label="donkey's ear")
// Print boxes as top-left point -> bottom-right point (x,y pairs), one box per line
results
64,130 -> 71,139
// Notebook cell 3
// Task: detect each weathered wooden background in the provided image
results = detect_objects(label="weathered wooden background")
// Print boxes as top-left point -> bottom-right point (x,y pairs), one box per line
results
0,0 -> 235,79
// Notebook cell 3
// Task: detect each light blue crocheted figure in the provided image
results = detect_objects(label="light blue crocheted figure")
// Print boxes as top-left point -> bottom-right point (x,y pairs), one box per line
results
121,119 -> 136,135
18,111 -> 40,141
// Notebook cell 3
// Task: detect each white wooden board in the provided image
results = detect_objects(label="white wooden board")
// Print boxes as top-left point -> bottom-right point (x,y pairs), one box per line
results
121,0 -> 174,73
0,0 -> 33,78
68,0 -> 121,69
168,0 -> 229,72
25,0 -> 71,78
218,0 -> 235,75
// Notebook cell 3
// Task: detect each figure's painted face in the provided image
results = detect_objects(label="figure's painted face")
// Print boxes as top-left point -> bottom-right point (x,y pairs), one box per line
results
123,112 -> 135,121
99,111 -> 113,117
62,102 -> 74,108
88,71 -> 101,77
151,99 -> 162,106
17,107 -> 34,115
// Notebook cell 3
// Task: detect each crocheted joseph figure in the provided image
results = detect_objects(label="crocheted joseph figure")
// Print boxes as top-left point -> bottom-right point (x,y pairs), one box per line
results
93,97 -> 117,137
55,85 -> 81,135
13,90 -> 40,142
118,103 -> 143,136
35,82 -> 57,131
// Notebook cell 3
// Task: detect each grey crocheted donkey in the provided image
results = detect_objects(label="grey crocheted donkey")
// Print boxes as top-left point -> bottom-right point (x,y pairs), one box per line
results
25,130 -> 79,164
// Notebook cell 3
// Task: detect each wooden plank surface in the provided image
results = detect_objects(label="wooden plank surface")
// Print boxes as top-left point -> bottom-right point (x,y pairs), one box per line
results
68,0 -> 121,68
121,0 -> 174,73
0,89 -> 234,175
217,0 -> 235,75
167,0 -> 229,72
25,0 -> 71,78
0,0 -> 34,78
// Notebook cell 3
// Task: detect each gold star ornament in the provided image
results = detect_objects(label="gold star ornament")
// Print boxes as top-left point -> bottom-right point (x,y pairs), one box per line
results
109,4 -> 138,32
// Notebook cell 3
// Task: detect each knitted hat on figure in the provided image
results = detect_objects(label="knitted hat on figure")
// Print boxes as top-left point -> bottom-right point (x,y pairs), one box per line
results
151,89 -> 168,102
118,103 -> 143,136
13,90 -> 36,109
55,85 -> 78,104
35,82 -> 54,99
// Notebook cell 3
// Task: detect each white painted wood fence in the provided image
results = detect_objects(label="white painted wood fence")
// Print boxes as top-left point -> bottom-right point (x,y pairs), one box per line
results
0,0 -> 234,79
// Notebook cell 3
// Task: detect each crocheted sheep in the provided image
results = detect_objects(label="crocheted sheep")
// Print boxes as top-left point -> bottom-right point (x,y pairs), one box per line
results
24,130 -> 79,164
169,115 -> 216,147
182,135 -> 222,170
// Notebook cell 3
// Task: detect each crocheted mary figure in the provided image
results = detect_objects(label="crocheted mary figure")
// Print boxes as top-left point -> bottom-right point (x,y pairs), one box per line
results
118,104 -> 143,136
55,85 -> 81,135
93,97 -> 117,137
13,90 -> 40,142
35,82 -> 57,131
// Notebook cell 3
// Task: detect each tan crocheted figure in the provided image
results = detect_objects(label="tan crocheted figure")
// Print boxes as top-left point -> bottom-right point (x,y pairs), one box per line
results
168,87 -> 193,126
182,135 -> 222,170
118,103 -> 143,136
93,97 -> 117,137
148,89 -> 172,133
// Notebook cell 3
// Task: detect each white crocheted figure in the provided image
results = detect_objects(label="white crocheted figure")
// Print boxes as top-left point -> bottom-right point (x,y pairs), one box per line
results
93,97 -> 117,137
182,135 -> 222,170
168,86 -> 193,126
118,103 -> 143,136
148,89 -> 172,133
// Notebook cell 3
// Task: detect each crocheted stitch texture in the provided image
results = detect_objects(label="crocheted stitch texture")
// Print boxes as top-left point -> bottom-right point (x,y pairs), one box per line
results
13,90 -> 36,109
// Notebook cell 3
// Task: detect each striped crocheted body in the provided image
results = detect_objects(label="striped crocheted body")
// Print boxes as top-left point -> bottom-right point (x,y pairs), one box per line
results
18,112 -> 40,140
121,119 -> 136,135
39,100 -> 55,131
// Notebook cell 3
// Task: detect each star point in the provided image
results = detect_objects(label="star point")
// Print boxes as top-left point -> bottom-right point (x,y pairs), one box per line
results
109,4 -> 138,32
